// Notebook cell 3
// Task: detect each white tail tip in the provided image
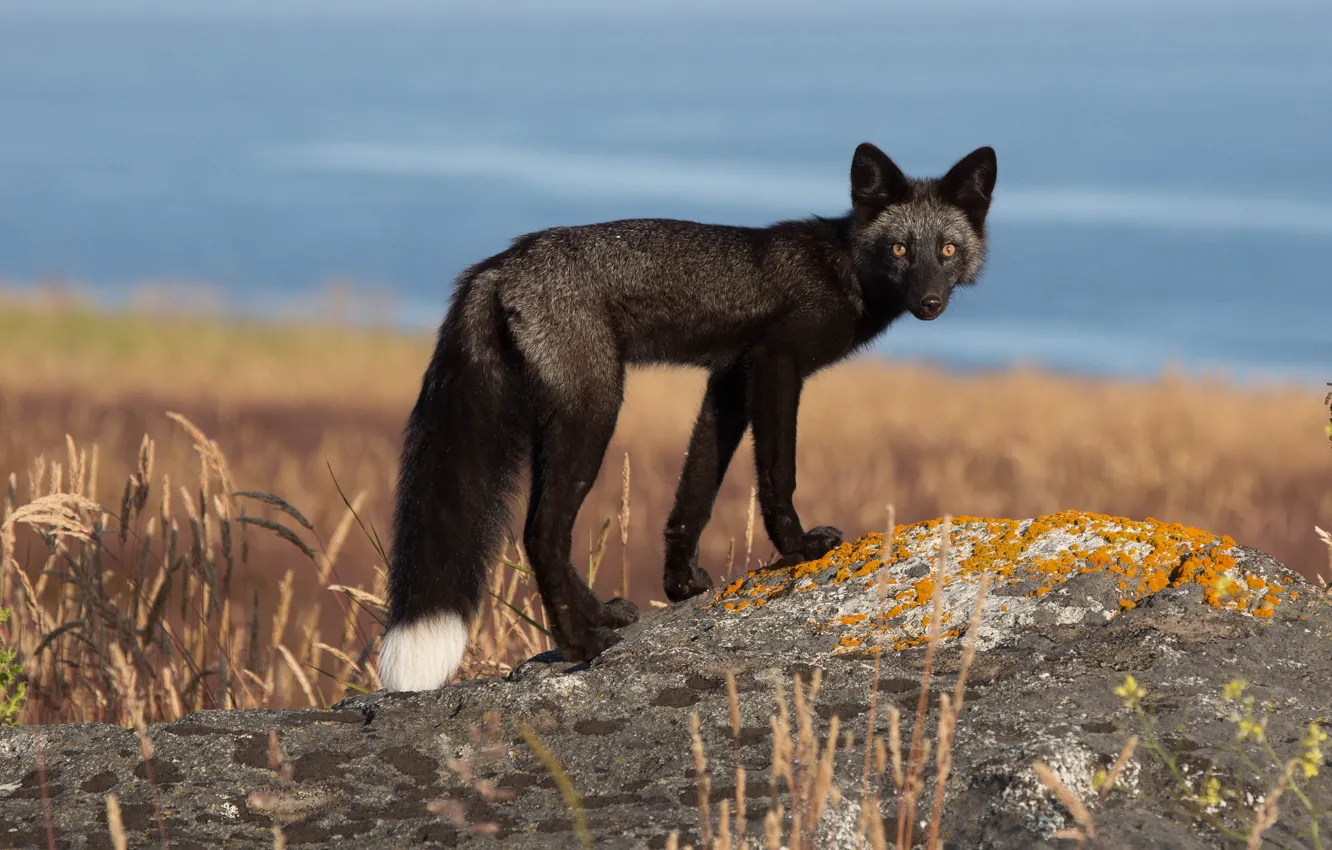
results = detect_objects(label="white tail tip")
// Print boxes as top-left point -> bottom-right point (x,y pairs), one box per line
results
377,611 -> 470,692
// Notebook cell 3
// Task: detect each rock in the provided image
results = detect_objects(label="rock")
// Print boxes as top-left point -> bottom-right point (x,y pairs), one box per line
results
2,511 -> 1330,848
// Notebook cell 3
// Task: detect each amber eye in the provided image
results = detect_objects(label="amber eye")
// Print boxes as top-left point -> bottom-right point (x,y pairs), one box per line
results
891,243 -> 908,257
941,243 -> 957,258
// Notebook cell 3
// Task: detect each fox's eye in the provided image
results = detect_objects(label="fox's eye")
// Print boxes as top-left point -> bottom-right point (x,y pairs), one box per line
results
941,243 -> 957,258
891,243 -> 908,257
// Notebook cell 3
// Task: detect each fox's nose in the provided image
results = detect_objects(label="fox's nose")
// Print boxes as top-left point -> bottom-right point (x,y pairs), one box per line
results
919,295 -> 942,315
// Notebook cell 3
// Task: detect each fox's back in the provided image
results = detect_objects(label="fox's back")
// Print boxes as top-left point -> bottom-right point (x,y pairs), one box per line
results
488,217 -> 849,368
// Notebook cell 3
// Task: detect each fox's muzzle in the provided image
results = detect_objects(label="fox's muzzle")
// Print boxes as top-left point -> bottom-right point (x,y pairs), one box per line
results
903,265 -> 953,321
909,286 -> 951,321
915,295 -> 944,320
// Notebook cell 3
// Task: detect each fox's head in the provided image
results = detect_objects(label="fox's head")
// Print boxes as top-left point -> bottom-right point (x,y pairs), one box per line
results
848,143 -> 997,321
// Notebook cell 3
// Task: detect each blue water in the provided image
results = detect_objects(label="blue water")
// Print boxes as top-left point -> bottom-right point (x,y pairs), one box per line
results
2,1 -> 1330,383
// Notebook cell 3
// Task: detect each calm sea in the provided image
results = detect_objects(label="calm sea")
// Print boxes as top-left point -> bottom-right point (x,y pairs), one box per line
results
2,1 -> 1330,383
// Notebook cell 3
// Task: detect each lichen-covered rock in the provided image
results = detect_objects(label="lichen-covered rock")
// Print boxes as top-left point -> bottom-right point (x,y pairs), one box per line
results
2,512 -> 1330,849
712,511 -> 1301,653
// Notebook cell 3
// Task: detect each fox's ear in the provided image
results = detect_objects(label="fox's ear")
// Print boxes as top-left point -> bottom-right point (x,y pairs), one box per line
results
850,142 -> 911,221
937,146 -> 997,229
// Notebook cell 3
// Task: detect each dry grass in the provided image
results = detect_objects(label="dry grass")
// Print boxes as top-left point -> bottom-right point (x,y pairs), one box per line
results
0,287 -> 420,409
0,412 -> 556,725
1,298 -> 1330,726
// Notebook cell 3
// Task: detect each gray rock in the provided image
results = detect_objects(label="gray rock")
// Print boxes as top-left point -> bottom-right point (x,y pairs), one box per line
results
3,513 -> 1330,848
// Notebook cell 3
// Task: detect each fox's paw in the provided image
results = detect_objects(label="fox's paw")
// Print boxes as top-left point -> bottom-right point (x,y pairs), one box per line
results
599,597 -> 640,629
560,625 -> 624,664
776,525 -> 844,567
800,525 -> 844,558
664,563 -> 715,604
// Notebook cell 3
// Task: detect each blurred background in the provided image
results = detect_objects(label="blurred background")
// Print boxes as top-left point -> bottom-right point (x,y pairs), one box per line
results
3,0 -> 1330,378
1,0 -> 1330,720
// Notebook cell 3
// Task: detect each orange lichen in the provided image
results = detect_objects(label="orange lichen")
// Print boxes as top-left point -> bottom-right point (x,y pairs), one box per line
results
706,511 -> 1295,657
912,577 -> 935,605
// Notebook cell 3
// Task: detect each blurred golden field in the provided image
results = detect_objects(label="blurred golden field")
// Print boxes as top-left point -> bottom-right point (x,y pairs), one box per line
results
1,293 -> 1329,725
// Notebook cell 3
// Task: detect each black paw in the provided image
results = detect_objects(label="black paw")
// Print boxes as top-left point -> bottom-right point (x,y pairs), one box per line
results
599,597 -> 640,629
801,525 -> 844,558
664,563 -> 715,603
776,525 -> 844,566
560,625 -> 624,663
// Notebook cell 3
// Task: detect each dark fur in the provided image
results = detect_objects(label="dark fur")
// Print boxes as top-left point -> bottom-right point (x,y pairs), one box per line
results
387,143 -> 998,676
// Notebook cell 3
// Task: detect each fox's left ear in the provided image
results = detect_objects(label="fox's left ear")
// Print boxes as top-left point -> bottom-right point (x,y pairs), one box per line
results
938,146 -> 997,230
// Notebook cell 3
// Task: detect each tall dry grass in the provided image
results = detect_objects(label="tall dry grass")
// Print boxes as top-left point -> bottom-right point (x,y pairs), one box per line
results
0,413 -> 554,726
2,299 -> 1330,725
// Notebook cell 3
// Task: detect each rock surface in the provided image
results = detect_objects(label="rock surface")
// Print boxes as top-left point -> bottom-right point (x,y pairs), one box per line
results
2,511 -> 1330,849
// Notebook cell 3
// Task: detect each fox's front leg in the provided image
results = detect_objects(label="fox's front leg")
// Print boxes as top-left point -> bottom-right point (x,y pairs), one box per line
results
748,354 -> 843,566
662,364 -> 749,602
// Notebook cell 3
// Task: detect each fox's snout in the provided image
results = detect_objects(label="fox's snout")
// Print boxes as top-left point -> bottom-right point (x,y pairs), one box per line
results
915,294 -> 944,320
899,260 -> 957,322
910,285 -> 951,321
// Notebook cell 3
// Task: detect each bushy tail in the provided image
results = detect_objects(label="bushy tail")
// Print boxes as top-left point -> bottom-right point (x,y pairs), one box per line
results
378,274 -> 527,692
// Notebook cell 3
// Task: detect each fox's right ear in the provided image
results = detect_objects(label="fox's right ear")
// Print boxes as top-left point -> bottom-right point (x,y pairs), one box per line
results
850,142 -> 910,222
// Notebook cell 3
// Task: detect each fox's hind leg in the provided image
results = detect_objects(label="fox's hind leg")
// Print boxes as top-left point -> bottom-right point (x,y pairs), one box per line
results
663,364 -> 749,602
522,374 -> 639,663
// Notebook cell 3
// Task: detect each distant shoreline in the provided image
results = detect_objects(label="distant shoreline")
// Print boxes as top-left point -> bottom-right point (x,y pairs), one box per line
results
1,280 -> 1323,394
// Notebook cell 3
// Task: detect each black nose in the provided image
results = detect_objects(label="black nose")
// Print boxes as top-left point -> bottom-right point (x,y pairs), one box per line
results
920,296 -> 942,315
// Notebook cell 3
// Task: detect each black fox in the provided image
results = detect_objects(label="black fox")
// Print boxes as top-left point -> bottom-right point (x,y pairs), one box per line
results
378,142 -> 998,691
